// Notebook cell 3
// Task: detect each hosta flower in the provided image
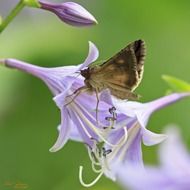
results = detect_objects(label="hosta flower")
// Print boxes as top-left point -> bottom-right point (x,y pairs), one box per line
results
116,126 -> 190,190
0,42 -> 129,153
1,42 -> 189,187
38,0 -> 97,26
0,42 -> 128,186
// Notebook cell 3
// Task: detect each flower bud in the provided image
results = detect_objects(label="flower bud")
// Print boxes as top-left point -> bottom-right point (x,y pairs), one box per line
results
39,0 -> 98,27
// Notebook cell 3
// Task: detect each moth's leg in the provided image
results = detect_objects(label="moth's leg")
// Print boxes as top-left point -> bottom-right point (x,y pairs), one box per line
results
65,86 -> 89,106
66,87 -> 84,98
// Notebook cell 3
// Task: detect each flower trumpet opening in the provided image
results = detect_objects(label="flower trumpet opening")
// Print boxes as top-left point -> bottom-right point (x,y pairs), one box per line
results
63,95 -> 130,187
79,123 -> 127,187
68,101 -> 128,148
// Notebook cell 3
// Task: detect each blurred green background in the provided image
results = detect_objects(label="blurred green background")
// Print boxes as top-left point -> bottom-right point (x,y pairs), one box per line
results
0,0 -> 190,190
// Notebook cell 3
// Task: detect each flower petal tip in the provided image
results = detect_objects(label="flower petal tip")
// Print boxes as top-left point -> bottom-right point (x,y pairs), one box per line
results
142,129 -> 168,146
49,146 -> 59,153
88,41 -> 99,57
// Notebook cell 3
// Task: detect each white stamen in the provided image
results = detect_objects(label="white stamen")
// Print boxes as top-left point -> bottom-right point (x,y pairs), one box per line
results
87,146 -> 101,166
91,162 -> 102,173
79,166 -> 103,187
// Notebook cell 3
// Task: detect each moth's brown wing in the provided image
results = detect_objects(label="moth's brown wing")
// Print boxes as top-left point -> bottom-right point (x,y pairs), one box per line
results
103,81 -> 140,100
99,39 -> 146,91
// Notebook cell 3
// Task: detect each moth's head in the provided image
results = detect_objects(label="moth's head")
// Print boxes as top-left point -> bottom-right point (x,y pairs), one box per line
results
80,68 -> 91,79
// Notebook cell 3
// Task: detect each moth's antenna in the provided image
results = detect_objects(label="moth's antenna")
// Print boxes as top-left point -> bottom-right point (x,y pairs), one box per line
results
74,70 -> 82,79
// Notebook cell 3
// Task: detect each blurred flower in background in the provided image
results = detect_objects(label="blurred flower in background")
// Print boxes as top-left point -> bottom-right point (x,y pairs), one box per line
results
0,0 -> 97,23
116,126 -> 190,190
0,0 -> 97,34
39,0 -> 97,26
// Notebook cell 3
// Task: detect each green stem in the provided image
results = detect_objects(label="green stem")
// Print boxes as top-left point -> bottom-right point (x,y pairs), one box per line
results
0,0 -> 25,34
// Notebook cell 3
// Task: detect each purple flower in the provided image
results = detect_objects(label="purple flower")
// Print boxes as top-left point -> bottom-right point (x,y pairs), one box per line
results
1,42 -> 189,187
116,126 -> 190,190
0,42 -> 128,155
38,0 -> 98,26
0,42 -> 128,186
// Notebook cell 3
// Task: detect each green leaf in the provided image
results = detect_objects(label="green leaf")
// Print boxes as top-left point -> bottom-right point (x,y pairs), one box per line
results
162,75 -> 190,92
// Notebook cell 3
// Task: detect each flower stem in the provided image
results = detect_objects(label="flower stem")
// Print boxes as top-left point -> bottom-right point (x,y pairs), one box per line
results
0,0 -> 25,34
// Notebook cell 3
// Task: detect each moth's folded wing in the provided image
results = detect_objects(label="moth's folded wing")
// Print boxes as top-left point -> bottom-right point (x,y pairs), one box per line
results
100,39 -> 145,91
100,49 -> 138,91
103,82 -> 139,100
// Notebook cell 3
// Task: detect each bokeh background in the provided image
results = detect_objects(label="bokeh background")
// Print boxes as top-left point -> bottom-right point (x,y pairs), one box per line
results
0,0 -> 190,190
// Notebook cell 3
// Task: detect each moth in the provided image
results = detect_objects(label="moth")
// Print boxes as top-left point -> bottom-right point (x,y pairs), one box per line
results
80,39 -> 146,100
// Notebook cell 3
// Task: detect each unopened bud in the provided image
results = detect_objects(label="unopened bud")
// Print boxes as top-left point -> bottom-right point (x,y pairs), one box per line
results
39,1 -> 98,27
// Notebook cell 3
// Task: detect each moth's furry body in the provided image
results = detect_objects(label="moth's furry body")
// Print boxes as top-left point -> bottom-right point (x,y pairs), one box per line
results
80,40 -> 146,100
